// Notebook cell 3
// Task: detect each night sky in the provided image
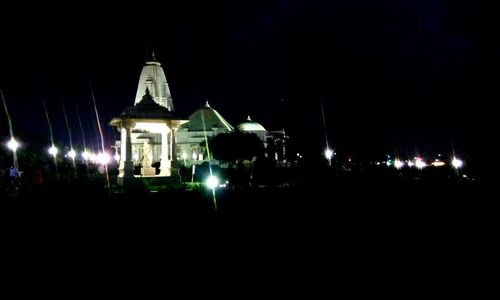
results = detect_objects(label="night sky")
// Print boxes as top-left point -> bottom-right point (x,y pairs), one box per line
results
1,0 -> 498,166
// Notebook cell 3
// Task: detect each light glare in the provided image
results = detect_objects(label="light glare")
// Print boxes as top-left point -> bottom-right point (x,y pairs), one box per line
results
68,149 -> 76,159
325,148 -> 334,160
394,159 -> 404,169
452,157 -> 463,169
206,175 -> 219,189
48,145 -> 58,156
7,138 -> 19,151
415,159 -> 427,169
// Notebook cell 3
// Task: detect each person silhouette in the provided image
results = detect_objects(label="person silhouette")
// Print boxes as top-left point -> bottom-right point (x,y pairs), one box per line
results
8,166 -> 19,181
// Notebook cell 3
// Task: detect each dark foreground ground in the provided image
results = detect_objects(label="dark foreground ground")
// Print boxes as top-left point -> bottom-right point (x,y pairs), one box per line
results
2,170 -> 497,291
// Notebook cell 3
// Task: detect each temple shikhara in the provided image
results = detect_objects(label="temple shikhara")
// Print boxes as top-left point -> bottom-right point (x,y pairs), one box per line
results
110,53 -> 287,185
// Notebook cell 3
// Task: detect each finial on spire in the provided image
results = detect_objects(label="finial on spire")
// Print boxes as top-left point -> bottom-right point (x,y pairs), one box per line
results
204,101 -> 210,108
247,115 -> 252,121
147,50 -> 157,62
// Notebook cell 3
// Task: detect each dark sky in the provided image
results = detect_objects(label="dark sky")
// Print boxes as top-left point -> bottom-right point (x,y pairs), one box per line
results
1,0 -> 498,162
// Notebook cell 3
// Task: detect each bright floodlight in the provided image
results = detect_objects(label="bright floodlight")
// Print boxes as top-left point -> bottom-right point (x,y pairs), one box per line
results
394,159 -> 404,169
68,149 -> 76,159
206,175 -> 219,190
48,145 -> 58,157
452,157 -> 464,169
325,148 -> 334,160
7,138 -> 19,152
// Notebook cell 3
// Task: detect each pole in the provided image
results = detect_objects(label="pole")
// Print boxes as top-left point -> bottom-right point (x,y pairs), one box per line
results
191,164 -> 195,183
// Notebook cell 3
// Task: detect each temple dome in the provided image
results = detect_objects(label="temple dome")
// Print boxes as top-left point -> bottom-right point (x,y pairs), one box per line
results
237,116 -> 266,132
181,101 -> 234,131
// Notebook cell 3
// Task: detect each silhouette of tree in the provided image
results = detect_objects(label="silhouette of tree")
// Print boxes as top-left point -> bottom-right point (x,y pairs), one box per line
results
204,131 -> 265,168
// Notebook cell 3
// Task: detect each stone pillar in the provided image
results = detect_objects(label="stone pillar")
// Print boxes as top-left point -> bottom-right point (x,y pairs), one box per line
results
118,127 -> 126,177
169,131 -> 173,160
123,126 -> 135,178
172,128 -> 178,161
159,125 -> 171,176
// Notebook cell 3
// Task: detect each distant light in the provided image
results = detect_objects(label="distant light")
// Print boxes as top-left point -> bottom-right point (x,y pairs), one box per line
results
415,158 -> 427,169
7,138 -> 19,152
394,159 -> 404,169
68,149 -> 76,159
48,145 -> 58,157
348,157 -> 352,163
452,157 -> 463,169
325,148 -> 334,160
407,161 -> 415,167
386,160 -> 393,167
432,160 -> 445,167
206,175 -> 219,190
97,153 -> 111,165
296,153 -> 300,157
81,151 -> 90,160
114,153 -> 120,161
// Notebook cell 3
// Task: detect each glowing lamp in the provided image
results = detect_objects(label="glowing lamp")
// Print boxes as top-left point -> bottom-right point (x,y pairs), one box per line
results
325,148 -> 334,160
97,153 -> 111,165
415,159 -> 427,169
81,151 -> 90,160
68,149 -> 76,159
206,175 -> 219,190
452,157 -> 463,169
7,138 -> 19,152
48,145 -> 58,157
394,159 -> 404,169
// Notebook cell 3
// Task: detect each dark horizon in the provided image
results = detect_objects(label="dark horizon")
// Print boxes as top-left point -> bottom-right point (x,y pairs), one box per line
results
1,0 -> 498,166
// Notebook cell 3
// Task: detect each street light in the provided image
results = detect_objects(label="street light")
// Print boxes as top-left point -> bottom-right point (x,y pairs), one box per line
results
394,159 -> 404,169
68,149 -> 76,160
48,145 -> 58,157
81,151 -> 90,160
452,157 -> 463,169
206,175 -> 219,190
324,148 -> 334,166
7,137 -> 19,169
7,137 -> 19,152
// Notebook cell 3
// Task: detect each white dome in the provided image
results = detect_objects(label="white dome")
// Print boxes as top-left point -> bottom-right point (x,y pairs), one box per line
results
237,116 -> 266,132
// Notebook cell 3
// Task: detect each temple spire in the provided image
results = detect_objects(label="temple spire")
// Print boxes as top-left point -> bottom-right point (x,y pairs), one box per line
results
134,54 -> 174,111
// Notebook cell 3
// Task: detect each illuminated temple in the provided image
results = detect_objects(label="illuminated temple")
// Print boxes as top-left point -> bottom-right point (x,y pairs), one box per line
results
110,54 -> 287,184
